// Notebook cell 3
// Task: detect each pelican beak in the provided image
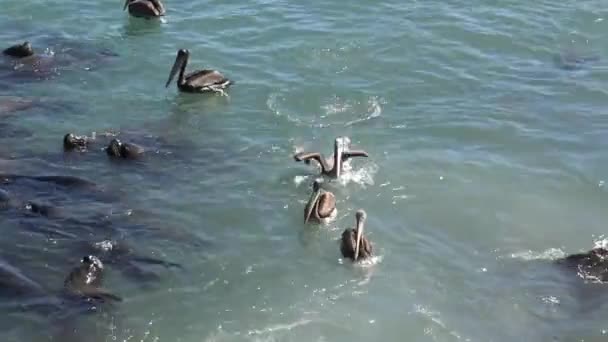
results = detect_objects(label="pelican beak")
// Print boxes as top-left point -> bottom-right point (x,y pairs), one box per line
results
165,52 -> 183,88
354,211 -> 365,261
123,0 -> 129,11
304,182 -> 322,223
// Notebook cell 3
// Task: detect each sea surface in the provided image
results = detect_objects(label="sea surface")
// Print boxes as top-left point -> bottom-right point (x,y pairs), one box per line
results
0,0 -> 607,341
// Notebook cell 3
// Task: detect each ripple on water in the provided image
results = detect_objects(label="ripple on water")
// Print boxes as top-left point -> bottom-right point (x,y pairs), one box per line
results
267,90 -> 384,128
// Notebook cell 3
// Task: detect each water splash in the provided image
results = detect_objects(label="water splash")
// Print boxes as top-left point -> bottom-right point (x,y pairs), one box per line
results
337,159 -> 378,187
592,236 -> 608,249
509,248 -> 566,261
268,92 -> 384,127
354,254 -> 383,267
293,175 -> 311,187
246,319 -> 313,337
345,96 -> 384,126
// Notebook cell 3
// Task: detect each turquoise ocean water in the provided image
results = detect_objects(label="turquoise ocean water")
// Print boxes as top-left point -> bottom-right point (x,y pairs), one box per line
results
1,0 -> 608,341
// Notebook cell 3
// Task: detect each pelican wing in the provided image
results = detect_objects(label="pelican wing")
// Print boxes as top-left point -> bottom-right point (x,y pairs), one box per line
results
359,237 -> 372,259
340,229 -> 357,259
293,152 -> 332,173
342,150 -> 368,159
294,152 -> 320,162
185,69 -> 231,89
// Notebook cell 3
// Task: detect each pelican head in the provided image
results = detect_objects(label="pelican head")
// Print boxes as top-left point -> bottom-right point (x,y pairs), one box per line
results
3,41 -> 34,58
165,49 -> 189,88
354,209 -> 367,261
304,180 -> 323,223
106,139 -> 123,157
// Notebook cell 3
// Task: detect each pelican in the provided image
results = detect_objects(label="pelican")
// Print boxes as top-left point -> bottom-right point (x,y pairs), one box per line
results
123,0 -> 165,19
304,180 -> 336,224
3,42 -> 34,58
340,210 -> 372,261
165,49 -> 233,95
294,137 -> 368,178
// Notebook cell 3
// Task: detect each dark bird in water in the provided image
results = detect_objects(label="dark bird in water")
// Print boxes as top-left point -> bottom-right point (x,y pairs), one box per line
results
294,137 -> 368,178
123,0 -> 165,18
304,180 -> 336,224
106,138 -> 144,159
63,255 -> 121,302
3,42 -> 34,58
63,133 -> 90,151
165,49 -> 233,95
557,247 -> 608,282
340,210 -> 372,262
89,239 -> 182,283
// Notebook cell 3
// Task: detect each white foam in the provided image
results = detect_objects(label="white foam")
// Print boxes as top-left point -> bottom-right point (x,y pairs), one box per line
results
321,96 -> 352,115
345,96 -> 384,126
246,319 -> 313,336
293,175 -> 310,187
592,236 -> 608,249
354,254 -> 383,267
337,159 -> 378,187
509,248 -> 566,261
268,93 -> 384,127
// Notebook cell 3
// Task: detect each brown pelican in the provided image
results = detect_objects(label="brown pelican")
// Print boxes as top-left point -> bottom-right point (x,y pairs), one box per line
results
340,210 -> 372,261
165,49 -> 233,95
123,0 -> 165,18
106,139 -> 144,159
294,137 -> 368,178
304,180 -> 336,224
3,42 -> 34,58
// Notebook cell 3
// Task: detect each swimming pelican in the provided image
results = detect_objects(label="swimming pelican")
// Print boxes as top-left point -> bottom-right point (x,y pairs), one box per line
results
340,210 -> 372,261
123,0 -> 165,18
294,137 -> 368,178
304,180 -> 336,224
165,49 -> 232,95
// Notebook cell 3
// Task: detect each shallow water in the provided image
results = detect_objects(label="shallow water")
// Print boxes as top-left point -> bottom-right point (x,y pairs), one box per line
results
1,0 -> 608,341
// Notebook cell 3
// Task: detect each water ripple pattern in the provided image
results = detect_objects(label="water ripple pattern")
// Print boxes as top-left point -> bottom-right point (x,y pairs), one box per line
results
0,0 -> 608,341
